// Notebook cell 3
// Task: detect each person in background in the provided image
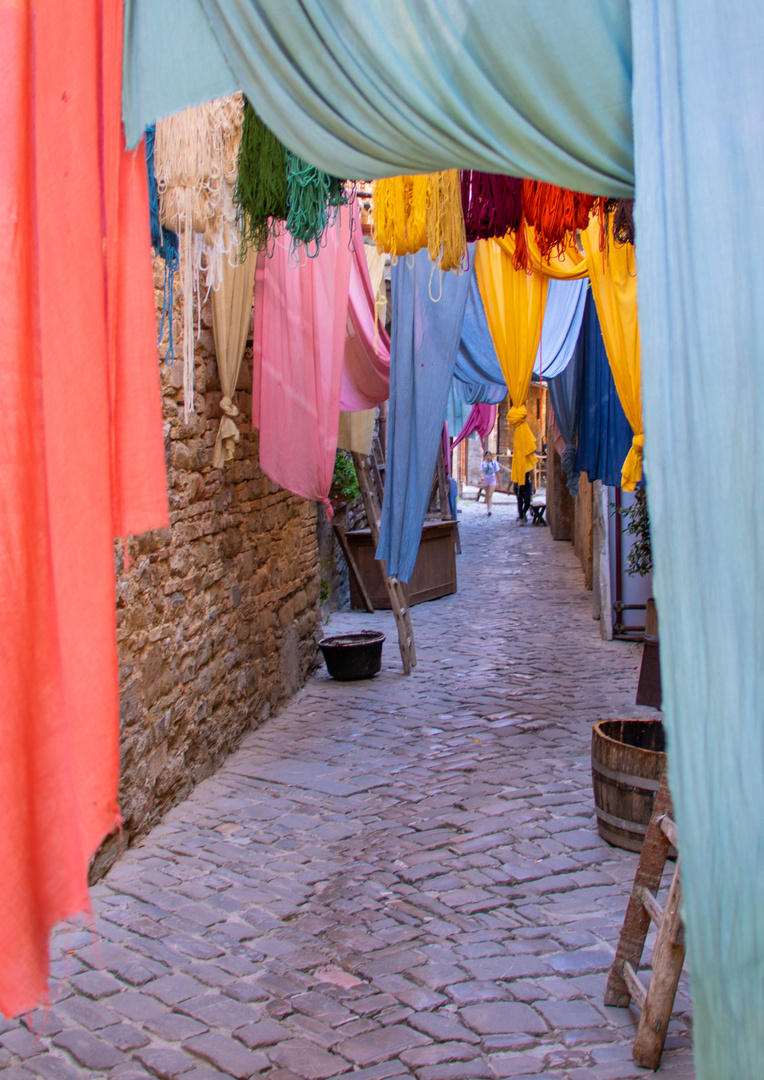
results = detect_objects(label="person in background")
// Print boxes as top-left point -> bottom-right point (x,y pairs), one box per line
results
515,470 -> 533,522
480,451 -> 501,516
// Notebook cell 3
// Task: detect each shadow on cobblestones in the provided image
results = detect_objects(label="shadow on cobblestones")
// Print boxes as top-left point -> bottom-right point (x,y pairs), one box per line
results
1,497 -> 693,1079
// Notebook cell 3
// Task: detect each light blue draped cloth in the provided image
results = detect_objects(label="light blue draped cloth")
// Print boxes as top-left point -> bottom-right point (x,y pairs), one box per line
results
632,6 -> 764,1077
547,333 -> 585,497
377,252 -> 473,582
122,0 -> 634,196
533,279 -> 587,380
445,384 -> 472,443
453,273 -> 507,406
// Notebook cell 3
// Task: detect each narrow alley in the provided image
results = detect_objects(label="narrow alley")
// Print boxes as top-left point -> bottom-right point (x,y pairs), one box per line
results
1,498 -> 694,1080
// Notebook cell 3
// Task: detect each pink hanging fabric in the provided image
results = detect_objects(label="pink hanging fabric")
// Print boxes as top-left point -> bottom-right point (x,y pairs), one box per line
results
451,403 -> 498,450
253,211 -> 353,516
340,212 -> 391,412
0,0 -> 167,1018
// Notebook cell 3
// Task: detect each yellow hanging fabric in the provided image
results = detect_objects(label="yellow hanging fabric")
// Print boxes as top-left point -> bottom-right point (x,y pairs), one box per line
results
581,219 -> 643,490
475,239 -> 548,483
495,228 -> 589,280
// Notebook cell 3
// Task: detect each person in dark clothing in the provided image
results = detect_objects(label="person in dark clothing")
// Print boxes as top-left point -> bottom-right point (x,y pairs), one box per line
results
515,470 -> 533,521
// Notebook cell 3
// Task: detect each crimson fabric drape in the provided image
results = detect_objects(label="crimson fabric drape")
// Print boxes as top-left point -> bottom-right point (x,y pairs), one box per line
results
452,404 -> 498,450
0,0 -> 167,1017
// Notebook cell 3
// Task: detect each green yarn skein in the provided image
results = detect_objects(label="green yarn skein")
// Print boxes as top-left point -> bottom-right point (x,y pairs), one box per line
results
234,101 -> 288,253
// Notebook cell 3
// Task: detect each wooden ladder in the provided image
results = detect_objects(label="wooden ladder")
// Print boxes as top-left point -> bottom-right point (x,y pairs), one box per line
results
352,442 -> 416,675
605,768 -> 685,1070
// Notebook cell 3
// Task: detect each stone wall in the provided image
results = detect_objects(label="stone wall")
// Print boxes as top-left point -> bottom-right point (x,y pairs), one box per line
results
573,473 -> 594,590
546,443 -> 575,541
93,261 -> 323,878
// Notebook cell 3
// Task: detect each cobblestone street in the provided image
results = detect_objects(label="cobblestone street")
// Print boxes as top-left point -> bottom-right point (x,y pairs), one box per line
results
1,496 -> 694,1080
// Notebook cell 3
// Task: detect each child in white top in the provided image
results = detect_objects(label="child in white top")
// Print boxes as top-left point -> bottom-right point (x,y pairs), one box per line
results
480,452 -> 501,515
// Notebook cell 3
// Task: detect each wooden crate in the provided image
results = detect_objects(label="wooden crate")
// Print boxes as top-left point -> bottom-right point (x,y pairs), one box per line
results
345,520 -> 458,609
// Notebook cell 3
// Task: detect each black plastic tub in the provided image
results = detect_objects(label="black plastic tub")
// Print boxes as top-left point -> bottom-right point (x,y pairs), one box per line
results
319,631 -> 385,681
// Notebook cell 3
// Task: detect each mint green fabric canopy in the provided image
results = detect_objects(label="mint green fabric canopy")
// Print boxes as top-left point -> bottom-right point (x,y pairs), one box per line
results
123,0 -> 634,196
122,4 -> 764,1074
632,4 -> 764,1077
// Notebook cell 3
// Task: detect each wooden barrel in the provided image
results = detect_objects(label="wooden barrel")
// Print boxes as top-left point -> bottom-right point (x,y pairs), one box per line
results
591,719 -> 666,852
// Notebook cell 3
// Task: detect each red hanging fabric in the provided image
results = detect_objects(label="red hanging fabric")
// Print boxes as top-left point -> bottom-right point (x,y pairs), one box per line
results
0,0 -> 167,1017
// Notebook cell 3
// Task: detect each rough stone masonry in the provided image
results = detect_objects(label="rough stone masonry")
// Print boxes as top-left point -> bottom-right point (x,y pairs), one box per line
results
96,262 -> 324,876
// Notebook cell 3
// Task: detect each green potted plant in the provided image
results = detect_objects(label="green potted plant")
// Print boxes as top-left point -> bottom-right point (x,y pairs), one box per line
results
616,487 -> 652,579
617,488 -> 660,706
329,450 -> 361,509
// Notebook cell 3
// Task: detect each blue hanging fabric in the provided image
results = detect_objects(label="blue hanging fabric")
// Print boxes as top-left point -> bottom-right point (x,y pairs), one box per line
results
446,383 -> 473,441
632,6 -> 764,1077
377,251 -> 473,582
123,0 -> 634,197
453,271 -> 507,405
533,278 -> 587,380
547,329 -> 585,496
574,294 -> 633,488
144,124 -> 179,362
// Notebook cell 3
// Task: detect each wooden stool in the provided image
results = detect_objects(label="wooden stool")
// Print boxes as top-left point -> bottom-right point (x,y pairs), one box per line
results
530,503 -> 547,525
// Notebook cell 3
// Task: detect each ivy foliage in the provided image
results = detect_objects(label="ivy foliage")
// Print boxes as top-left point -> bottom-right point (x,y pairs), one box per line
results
331,450 -> 360,503
616,486 -> 652,577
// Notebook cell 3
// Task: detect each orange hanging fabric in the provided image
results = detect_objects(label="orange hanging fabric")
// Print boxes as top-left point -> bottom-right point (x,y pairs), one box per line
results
0,0 -> 167,1018
474,240 -> 548,483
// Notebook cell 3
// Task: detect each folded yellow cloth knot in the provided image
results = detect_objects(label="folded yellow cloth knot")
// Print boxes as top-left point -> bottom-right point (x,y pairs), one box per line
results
508,405 -> 528,427
632,432 -> 644,455
219,395 -> 240,419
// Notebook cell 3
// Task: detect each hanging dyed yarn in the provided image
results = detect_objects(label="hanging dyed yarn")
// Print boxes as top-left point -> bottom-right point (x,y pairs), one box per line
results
285,152 -> 348,254
234,101 -> 288,253
374,173 -> 465,271
145,124 -> 180,363
612,198 -> 635,245
233,105 -> 349,258
426,170 -> 467,273
372,175 -> 429,257
521,180 -> 597,260
460,172 -> 523,242
154,95 -> 244,419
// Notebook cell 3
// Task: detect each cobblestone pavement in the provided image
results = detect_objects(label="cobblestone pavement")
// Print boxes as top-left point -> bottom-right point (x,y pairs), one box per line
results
1,496 -> 694,1080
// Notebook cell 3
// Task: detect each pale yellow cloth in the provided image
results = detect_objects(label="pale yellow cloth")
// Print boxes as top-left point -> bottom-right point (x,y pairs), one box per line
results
581,220 -> 643,490
337,409 -> 376,456
475,239 -> 548,483
364,242 -> 387,328
211,247 -> 258,468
